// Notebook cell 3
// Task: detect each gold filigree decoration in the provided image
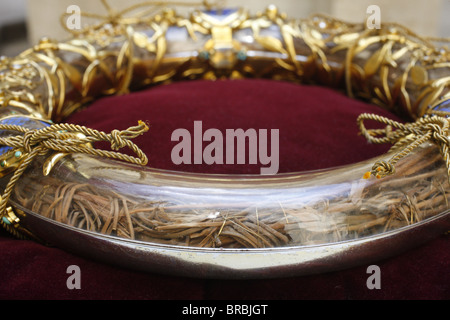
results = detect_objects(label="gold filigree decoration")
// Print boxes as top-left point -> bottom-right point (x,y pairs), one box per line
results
60,0 -> 215,39
1,2 -> 447,123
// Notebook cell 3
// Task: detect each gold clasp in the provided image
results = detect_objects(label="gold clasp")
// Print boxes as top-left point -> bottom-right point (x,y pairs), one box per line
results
0,148 -> 25,178
195,9 -> 247,70
1,204 -> 20,227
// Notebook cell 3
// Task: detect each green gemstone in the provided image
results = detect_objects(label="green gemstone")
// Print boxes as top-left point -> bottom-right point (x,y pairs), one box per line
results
237,50 -> 247,61
0,160 -> 6,168
2,217 -> 10,225
198,51 -> 210,60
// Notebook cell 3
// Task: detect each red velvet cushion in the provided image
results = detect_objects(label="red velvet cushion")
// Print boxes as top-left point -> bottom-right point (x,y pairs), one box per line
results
0,79 -> 448,299
68,79 -> 395,173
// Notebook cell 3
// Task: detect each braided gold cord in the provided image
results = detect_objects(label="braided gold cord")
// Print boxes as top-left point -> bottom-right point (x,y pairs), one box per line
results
358,113 -> 450,181
0,121 -> 149,229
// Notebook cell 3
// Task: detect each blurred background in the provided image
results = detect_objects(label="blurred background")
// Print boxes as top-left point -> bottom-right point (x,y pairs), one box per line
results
0,0 -> 449,56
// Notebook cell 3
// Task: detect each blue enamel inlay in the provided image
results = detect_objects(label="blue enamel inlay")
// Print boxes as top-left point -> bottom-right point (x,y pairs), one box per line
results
0,116 -> 49,128
2,216 -> 11,225
432,99 -> 450,114
0,146 -> 13,156
203,8 -> 239,20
